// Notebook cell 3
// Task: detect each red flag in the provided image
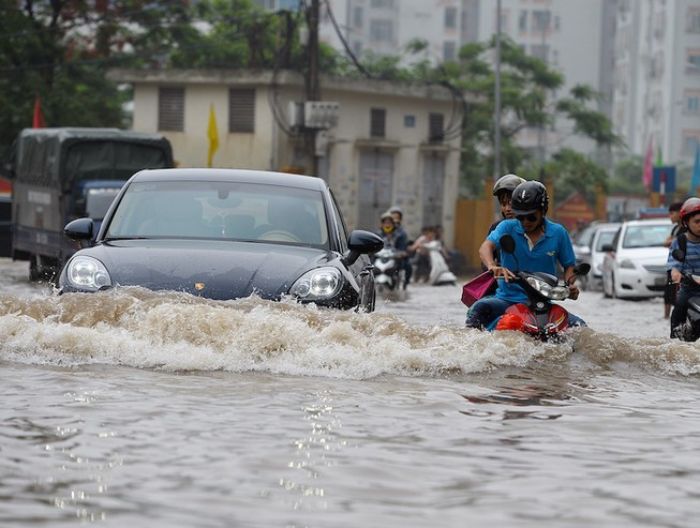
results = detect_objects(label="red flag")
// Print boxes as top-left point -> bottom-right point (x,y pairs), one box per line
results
642,137 -> 653,190
32,96 -> 46,128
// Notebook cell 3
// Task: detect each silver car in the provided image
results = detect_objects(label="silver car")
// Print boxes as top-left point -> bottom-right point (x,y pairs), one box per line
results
587,223 -> 621,290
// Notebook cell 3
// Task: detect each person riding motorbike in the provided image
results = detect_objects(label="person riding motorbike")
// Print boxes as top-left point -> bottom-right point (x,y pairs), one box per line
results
465,180 -> 585,330
389,206 -> 411,287
668,197 -> 700,339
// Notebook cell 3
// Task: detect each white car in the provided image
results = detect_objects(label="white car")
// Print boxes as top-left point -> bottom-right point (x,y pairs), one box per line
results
585,223 -> 621,290
601,219 -> 672,299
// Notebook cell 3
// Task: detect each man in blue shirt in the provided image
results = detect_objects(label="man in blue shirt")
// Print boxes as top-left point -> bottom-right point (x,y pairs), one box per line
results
466,181 -> 585,329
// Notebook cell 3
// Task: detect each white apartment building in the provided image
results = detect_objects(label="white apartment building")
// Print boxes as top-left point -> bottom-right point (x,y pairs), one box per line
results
107,68 -> 463,242
478,0 -> 615,161
613,0 -> 700,166
319,0 -> 480,64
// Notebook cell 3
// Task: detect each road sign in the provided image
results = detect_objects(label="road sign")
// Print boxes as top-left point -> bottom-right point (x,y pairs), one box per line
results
652,166 -> 676,194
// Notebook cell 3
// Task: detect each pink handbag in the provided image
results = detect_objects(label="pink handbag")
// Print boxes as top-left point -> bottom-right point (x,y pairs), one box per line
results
461,271 -> 497,307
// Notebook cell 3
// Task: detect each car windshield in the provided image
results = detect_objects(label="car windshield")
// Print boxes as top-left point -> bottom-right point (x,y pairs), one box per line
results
105,180 -> 329,248
622,224 -> 672,249
574,224 -> 596,246
595,230 -> 617,252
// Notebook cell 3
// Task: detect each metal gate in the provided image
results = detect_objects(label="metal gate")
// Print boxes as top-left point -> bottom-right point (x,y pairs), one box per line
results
358,149 -> 394,231
422,154 -> 445,227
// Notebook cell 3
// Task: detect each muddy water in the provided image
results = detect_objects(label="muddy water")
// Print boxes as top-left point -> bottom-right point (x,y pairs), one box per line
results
1,259 -> 699,527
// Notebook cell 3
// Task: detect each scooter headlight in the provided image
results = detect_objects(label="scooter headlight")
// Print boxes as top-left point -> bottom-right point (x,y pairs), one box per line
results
289,267 -> 342,301
65,256 -> 112,291
525,276 -> 569,300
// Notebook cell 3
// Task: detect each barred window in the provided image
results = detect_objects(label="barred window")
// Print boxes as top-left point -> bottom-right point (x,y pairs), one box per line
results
429,113 -> 444,143
370,108 -> 386,138
229,88 -> 256,133
158,87 -> 184,132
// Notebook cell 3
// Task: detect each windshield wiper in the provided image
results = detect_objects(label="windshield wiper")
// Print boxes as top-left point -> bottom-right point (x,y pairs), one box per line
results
103,236 -> 151,241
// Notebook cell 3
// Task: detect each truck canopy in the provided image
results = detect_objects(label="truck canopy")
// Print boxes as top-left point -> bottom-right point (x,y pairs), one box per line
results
13,128 -> 173,189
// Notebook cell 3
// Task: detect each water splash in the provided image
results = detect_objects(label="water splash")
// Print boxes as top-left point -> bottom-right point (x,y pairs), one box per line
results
0,288 -> 698,378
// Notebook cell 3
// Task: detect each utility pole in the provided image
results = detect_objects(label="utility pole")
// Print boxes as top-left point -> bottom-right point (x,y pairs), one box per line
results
494,0 -> 502,184
305,0 -> 321,176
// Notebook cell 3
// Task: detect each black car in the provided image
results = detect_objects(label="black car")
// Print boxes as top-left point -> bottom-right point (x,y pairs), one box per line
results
58,169 -> 384,311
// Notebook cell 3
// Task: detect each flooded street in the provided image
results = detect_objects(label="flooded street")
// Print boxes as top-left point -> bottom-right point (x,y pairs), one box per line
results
1,257 -> 699,527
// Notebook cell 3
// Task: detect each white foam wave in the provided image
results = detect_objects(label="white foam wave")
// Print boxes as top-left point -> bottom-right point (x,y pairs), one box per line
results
0,288 -> 698,379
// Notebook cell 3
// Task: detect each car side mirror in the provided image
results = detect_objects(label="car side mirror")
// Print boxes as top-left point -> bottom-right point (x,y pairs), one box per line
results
500,234 -> 516,254
64,218 -> 94,240
601,244 -> 614,252
343,230 -> 384,266
672,249 -> 685,262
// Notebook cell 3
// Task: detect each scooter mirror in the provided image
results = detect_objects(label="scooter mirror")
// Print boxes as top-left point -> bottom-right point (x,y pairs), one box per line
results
500,235 -> 516,254
574,263 -> 591,276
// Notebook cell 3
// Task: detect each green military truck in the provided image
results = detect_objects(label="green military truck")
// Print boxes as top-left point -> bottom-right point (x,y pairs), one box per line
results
5,128 -> 174,280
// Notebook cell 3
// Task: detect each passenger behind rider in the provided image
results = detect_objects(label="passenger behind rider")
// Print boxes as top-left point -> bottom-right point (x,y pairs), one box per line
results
667,197 -> 700,339
465,180 -> 585,330
484,174 -> 526,270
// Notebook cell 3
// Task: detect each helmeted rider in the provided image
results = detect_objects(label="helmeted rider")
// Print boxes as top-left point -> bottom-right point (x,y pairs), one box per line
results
667,197 -> 700,338
389,205 -> 411,288
466,180 -> 585,330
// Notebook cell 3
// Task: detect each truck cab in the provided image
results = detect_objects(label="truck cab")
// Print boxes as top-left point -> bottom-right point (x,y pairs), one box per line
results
5,128 -> 174,280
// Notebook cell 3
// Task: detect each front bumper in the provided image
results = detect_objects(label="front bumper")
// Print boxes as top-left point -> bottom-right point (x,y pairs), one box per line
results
615,265 -> 666,297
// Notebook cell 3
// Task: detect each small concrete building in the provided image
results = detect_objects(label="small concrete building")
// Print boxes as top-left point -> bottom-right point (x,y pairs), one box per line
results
107,69 -> 463,243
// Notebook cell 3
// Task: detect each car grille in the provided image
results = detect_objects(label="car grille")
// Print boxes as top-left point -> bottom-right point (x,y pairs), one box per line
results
643,264 -> 666,274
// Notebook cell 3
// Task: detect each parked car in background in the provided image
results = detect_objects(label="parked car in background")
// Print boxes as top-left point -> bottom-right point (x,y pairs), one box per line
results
601,219 -> 672,299
586,222 -> 621,290
572,221 -> 599,267
59,169 -> 384,312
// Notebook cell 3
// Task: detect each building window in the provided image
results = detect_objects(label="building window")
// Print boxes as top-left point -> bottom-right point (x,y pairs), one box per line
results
353,6 -> 363,28
554,15 -> 560,30
443,41 -> 456,61
370,19 -> 393,42
685,91 -> 700,114
532,10 -> 551,32
371,0 -> 394,8
687,49 -> 700,73
445,6 -> 457,29
688,8 -> 700,33
682,131 -> 700,155
496,9 -> 509,33
229,88 -> 255,133
428,113 -> 444,143
370,108 -> 386,138
404,115 -> 416,128
158,87 -> 184,132
353,40 -> 363,55
530,44 -> 549,62
518,11 -> 528,32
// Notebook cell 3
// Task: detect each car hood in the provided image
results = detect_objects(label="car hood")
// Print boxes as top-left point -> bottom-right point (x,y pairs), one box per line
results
616,246 -> 669,264
82,239 -> 336,300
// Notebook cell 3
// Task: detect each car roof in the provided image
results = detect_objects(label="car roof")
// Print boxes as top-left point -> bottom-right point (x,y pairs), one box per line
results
594,223 -> 621,231
129,168 -> 328,191
623,218 -> 671,226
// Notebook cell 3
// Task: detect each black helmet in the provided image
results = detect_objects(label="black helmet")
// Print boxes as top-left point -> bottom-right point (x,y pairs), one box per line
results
511,181 -> 549,215
492,173 -> 525,197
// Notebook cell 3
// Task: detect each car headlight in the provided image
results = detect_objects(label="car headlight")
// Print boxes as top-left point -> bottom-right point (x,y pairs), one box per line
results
619,259 -> 635,269
525,276 -> 569,300
66,256 -> 112,291
289,267 -> 342,300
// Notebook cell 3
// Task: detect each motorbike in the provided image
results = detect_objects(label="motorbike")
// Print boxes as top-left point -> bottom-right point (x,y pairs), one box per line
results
669,246 -> 700,341
490,235 -> 590,340
422,240 -> 457,286
372,247 -> 406,299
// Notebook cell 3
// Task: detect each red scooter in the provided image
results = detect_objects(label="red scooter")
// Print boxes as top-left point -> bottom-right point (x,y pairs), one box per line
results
492,235 -> 590,340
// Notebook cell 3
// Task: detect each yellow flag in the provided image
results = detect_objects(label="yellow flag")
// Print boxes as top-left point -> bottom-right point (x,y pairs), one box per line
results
207,104 -> 219,167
